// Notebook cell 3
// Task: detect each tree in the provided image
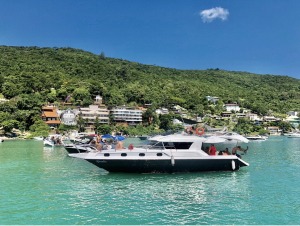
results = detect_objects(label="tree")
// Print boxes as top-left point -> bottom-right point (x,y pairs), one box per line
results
96,124 -> 112,135
159,114 -> 174,131
72,87 -> 92,106
76,115 -> 85,132
1,120 -> 19,133
29,120 -> 49,137
94,116 -> 100,131
142,108 -> 156,126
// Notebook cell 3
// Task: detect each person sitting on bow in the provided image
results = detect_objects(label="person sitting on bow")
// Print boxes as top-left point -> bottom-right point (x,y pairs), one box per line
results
232,146 -> 248,158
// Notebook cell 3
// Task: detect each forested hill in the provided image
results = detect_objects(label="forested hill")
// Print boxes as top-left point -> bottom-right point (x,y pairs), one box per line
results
0,46 -> 299,116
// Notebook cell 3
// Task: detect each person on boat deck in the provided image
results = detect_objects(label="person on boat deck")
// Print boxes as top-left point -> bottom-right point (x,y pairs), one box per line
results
102,139 -> 109,150
96,143 -> 103,151
208,144 -> 217,155
185,126 -> 195,135
232,146 -> 248,158
90,140 -> 96,147
96,134 -> 102,144
115,140 -> 124,150
223,148 -> 231,155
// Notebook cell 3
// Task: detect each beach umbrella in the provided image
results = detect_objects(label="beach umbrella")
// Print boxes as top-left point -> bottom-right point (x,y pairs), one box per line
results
101,134 -> 114,139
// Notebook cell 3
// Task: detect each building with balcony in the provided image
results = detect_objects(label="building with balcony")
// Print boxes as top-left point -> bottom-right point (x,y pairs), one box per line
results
110,106 -> 142,125
285,111 -> 300,128
266,126 -> 282,135
79,105 -> 110,131
263,116 -> 280,122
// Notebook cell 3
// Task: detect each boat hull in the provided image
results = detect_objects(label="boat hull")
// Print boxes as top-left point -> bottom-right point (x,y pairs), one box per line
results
85,158 -> 246,173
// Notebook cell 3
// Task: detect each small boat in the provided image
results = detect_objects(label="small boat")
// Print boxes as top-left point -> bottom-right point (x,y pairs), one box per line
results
138,135 -> 149,140
43,138 -> 55,147
246,135 -> 268,141
285,132 -> 300,138
64,143 -> 97,153
63,136 -> 96,154
68,133 -> 249,173
43,135 -> 64,147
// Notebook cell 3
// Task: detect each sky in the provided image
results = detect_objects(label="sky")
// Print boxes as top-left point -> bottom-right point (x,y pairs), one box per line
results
1,0 -> 300,79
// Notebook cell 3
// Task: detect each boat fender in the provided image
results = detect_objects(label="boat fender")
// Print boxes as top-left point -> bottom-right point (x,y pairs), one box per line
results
171,156 -> 175,166
195,127 -> 205,136
231,160 -> 236,171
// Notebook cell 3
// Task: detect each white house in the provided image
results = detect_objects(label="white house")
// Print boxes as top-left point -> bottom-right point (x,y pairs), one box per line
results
224,103 -> 240,112
60,109 -> 78,126
287,111 -> 298,117
206,96 -> 219,104
263,116 -> 280,122
95,95 -> 103,104
155,108 -> 169,115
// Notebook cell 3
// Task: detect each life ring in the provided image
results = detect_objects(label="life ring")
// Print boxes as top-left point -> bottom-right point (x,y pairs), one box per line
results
195,127 -> 205,136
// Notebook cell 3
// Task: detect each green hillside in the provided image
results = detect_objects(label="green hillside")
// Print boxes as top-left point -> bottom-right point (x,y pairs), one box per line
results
0,46 -> 299,132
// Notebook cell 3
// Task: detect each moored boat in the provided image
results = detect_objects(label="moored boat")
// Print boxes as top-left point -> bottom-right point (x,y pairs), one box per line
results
64,143 -> 97,153
246,135 -> 268,141
43,135 -> 64,147
68,133 -> 249,173
285,132 -> 300,138
43,138 -> 55,147
138,135 -> 149,140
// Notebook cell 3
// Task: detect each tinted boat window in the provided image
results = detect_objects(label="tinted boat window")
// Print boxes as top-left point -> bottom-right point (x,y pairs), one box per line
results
171,142 -> 193,149
163,142 -> 175,149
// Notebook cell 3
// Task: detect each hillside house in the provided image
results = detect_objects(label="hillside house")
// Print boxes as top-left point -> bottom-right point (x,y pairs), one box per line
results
41,105 -> 61,128
224,103 -> 240,112
60,108 -> 78,126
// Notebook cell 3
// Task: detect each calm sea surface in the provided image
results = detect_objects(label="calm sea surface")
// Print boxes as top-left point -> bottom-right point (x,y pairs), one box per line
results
0,137 -> 300,225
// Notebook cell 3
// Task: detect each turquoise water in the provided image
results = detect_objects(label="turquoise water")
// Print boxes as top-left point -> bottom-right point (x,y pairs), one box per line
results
1,137 -> 300,225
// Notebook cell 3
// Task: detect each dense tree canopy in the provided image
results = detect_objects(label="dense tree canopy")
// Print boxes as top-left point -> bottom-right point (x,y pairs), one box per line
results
0,46 -> 299,134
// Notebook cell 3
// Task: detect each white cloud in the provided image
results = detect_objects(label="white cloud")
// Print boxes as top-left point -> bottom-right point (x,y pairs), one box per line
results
200,7 -> 229,23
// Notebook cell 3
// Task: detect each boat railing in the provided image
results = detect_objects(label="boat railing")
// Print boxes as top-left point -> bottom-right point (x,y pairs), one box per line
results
130,143 -> 177,152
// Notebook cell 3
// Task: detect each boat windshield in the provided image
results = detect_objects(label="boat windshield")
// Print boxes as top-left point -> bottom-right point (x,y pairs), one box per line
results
148,141 -> 164,150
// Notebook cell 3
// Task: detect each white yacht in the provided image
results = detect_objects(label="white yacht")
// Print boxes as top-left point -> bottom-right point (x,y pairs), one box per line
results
246,135 -> 268,141
68,133 -> 249,173
285,132 -> 300,138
